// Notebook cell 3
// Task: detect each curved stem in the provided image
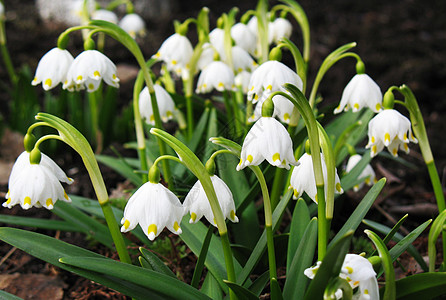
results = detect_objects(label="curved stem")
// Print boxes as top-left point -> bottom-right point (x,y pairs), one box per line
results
133,71 -> 149,183
0,19 -> 17,83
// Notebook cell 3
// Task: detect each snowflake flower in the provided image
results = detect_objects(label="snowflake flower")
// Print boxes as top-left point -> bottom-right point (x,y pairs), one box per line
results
269,18 -> 293,44
231,23 -> 257,56
91,9 -> 118,24
139,84 -> 176,125
345,154 -> 377,191
119,13 -> 146,38
196,61 -> 235,93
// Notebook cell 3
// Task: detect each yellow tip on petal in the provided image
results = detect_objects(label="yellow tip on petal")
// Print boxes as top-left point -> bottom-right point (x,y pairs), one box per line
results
247,154 -> 253,163
384,133 -> 391,143
230,210 -> 236,221
392,148 -> 398,156
5,198 -> 11,205
371,145 -> 377,155
283,113 -> 290,121
238,158 -> 242,166
403,133 -> 408,141
375,103 -> 382,111
88,83 -> 95,90
44,78 -> 52,88
171,59 -> 177,65
217,82 -> 224,88
123,219 -> 130,230
46,198 -> 53,208
365,178 -> 371,185
353,103 -> 360,110
76,75 -> 83,82
364,289 -> 369,295
32,77 -> 38,83
336,183 -> 342,192
64,191 -> 69,200
93,70 -> 100,78
190,212 -> 197,222
371,136 -> 375,143
266,84 -> 272,91
272,152 -> 281,162
148,224 -> 157,236
293,189 -> 299,199
254,94 -> 259,101
346,266 -> 354,274
173,221 -> 180,232
24,196 -> 31,206
149,115 -> 155,122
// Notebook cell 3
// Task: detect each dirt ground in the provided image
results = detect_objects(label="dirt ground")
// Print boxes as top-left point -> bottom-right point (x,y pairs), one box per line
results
1,0 -> 446,299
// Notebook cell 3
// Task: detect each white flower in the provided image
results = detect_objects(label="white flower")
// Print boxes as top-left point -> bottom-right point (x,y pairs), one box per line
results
197,43 -> 217,71
209,28 -> 226,59
289,153 -> 343,203
139,85 -> 176,125
153,33 -> 194,79
237,117 -> 298,170
345,154 -> 377,191
31,47 -> 74,91
269,18 -> 293,44
366,109 -> 418,157
231,23 -> 257,56
63,50 -> 119,92
91,9 -> 118,24
196,61 -> 235,93
334,74 -> 383,114
119,13 -> 146,38
183,175 -> 239,226
230,46 -> 257,74
0,2 -> 4,20
247,60 -> 303,104
246,16 -> 259,37
4,151 -> 73,210
235,70 -> 252,93
249,93 -> 296,124
305,254 -> 379,300
120,182 -> 185,241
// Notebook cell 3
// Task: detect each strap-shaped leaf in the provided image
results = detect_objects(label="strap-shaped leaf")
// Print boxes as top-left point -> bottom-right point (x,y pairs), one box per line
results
393,272 -> 446,299
96,154 -> 143,186
329,178 -> 386,247
224,280 -> 259,300
59,256 -> 210,300
201,272 -> 223,300
0,227 -> 163,299
0,290 -> 23,300
0,214 -> 76,232
283,218 -> 317,300
304,230 -> 353,300
139,247 -> 176,278
287,198 -> 311,271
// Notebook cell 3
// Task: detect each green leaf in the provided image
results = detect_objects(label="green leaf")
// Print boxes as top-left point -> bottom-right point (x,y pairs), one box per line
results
247,271 -> 270,296
224,280 -> 259,300
392,272 -> 446,299
428,209 -> 446,271
304,231 -> 353,300
59,256 -> 211,300
0,214 -> 77,232
96,154 -> 143,186
0,290 -> 24,300
191,226 -> 214,288
287,198 -> 311,271
139,247 -> 176,278
365,230 -> 395,300
201,272 -> 223,300
283,218 -> 317,300
329,178 -> 386,247
0,227 -> 164,299
362,219 -> 429,272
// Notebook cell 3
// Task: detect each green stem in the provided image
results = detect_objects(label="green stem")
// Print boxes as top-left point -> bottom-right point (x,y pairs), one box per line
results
0,19 -> 17,83
223,91 -> 235,136
133,71 -> 149,182
230,91 -> 243,137
88,90 -> 102,153
270,168 -> 286,210
316,185 -> 327,260
255,0 -> 270,64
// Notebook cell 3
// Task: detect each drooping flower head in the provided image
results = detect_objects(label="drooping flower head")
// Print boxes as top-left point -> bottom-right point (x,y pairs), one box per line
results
345,154 -> 377,191
119,13 -> 146,39
91,9 -> 118,24
209,28 -> 226,60
289,153 -> 343,203
366,109 -> 418,157
63,50 -> 119,92
196,61 -> 236,94
139,84 -> 176,125
153,33 -> 194,79
334,73 -> 383,114
231,23 -> 257,56
32,47 -> 74,91
184,175 -> 239,226
4,151 -> 73,210
231,46 -> 257,74
269,17 -> 293,44
235,70 -> 252,94
305,254 -> 379,300
237,117 -> 298,170
120,182 -> 185,241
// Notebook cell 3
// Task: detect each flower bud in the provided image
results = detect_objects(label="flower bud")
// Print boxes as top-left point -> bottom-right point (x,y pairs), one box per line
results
29,148 -> 42,164
148,165 -> 160,183
383,90 -> 395,109
356,60 -> 365,74
269,47 -> 282,61
23,133 -> 36,152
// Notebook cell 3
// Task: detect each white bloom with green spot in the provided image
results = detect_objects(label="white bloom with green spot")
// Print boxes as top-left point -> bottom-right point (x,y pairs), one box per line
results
230,46 -> 257,74
139,84 -> 176,125
196,61 -> 235,93
237,117 -> 298,170
184,175 -> 239,227
334,74 -> 383,114
120,182 -> 185,241
118,13 -> 146,39
4,151 -> 73,210
153,33 -> 194,79
63,50 -> 119,92
32,47 -> 74,91
289,153 -> 343,203
249,92 -> 296,124
345,154 -> 377,191
366,109 -> 418,157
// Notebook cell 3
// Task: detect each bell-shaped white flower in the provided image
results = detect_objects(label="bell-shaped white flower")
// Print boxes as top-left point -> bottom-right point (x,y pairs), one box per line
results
249,93 -> 296,124
196,61 -> 235,93
345,154 -> 377,191
153,33 -> 193,79
63,50 -> 119,92
334,74 -> 383,114
119,13 -> 146,39
139,85 -> 176,125
197,43 -> 216,71
32,47 -> 74,91
230,46 -> 257,74
91,9 -> 118,24
231,23 -> 257,56
269,18 -> 293,44
209,28 -> 226,60
289,153 -> 343,203
183,175 -> 239,226
4,151 -> 73,210
247,60 -> 303,104
237,117 -> 298,170
366,109 -> 418,157
305,254 -> 379,300
235,70 -> 252,94
246,16 -> 259,37
120,182 -> 185,241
